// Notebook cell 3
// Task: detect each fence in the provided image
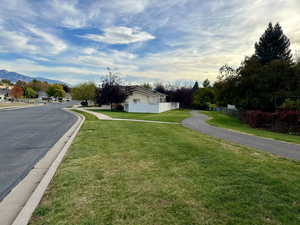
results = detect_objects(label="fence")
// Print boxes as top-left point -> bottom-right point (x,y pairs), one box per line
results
125,102 -> 179,113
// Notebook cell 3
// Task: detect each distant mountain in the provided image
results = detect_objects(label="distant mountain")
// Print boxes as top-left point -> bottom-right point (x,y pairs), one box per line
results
0,69 -> 64,84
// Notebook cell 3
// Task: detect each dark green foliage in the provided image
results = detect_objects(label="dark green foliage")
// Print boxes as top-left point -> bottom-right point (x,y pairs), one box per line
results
192,81 -> 199,91
142,83 -> 152,89
193,88 -> 215,110
154,83 -> 167,93
46,84 -> 65,98
96,71 -> 127,110
255,23 -> 292,64
279,99 -> 300,110
24,87 -> 37,98
215,57 -> 298,111
72,82 -> 96,103
0,79 -> 12,85
167,87 -> 194,108
202,79 -> 211,88
214,23 -> 298,111
62,84 -> 71,93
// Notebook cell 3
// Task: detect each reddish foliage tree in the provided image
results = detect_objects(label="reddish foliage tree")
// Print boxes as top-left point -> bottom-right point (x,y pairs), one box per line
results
11,86 -> 24,99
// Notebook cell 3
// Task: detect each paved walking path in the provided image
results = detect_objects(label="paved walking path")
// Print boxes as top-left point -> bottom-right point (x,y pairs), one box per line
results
182,111 -> 300,161
74,107 -> 180,124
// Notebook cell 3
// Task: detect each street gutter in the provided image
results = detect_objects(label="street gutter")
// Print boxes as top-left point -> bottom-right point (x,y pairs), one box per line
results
0,109 -> 85,225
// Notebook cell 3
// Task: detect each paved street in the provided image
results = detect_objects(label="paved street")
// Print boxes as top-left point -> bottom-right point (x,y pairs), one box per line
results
0,103 -> 77,201
183,111 -> 300,161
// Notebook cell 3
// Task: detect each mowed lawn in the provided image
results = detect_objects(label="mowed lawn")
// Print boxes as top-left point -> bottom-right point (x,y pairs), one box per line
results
201,111 -> 300,144
30,111 -> 300,225
89,109 -> 191,122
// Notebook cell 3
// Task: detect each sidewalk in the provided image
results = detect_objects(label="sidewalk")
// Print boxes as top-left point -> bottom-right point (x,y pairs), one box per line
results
74,107 -> 180,124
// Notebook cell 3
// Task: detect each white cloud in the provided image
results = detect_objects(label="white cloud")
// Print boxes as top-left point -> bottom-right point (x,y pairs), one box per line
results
82,48 -> 97,55
26,26 -> 67,54
0,0 -> 299,85
81,26 -> 155,44
0,30 -> 37,53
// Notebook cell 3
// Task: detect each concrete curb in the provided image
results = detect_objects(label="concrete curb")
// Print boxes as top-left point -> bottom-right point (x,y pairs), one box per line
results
0,109 -> 84,225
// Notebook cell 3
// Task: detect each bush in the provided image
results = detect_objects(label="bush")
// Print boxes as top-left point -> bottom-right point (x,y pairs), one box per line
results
115,104 -> 124,111
242,111 -> 275,128
279,99 -> 300,110
243,110 -> 300,133
81,101 -> 88,107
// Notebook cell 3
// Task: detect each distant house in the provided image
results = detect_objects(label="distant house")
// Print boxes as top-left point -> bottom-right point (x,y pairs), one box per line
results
0,88 -> 9,101
65,93 -> 72,101
37,91 -> 47,99
123,86 -> 179,113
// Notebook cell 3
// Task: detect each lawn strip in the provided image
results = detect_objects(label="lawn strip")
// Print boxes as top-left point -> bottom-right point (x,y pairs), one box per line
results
30,110 -> 300,225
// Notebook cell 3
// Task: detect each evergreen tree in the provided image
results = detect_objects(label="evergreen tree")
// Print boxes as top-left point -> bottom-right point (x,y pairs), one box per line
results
202,79 -> 210,88
255,22 -> 292,64
192,81 -> 199,91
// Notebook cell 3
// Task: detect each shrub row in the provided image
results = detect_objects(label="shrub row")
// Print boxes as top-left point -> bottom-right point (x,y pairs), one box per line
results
242,110 -> 300,134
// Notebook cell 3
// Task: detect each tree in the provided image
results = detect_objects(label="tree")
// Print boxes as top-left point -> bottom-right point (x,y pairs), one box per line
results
15,80 -> 26,87
46,84 -> 65,98
154,83 -> 167,94
62,84 -> 71,93
193,88 -> 215,110
96,69 -> 127,110
192,81 -> 199,91
168,87 -> 194,108
72,82 -> 96,105
10,86 -> 24,99
1,79 -> 12,85
214,64 -> 239,107
24,87 -> 37,98
202,79 -> 211,88
255,22 -> 292,64
142,83 -> 152,89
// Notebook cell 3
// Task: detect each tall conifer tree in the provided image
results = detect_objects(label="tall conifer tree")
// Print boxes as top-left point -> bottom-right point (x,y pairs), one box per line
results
255,23 -> 292,64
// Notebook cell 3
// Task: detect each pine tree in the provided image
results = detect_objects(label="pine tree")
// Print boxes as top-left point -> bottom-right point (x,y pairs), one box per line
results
192,81 -> 199,91
202,79 -> 210,88
255,22 -> 292,64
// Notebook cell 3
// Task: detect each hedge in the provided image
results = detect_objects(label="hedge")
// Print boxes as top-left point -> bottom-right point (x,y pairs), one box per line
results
242,110 -> 300,134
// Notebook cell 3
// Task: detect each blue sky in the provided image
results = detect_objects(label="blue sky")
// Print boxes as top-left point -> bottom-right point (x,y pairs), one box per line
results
0,0 -> 299,85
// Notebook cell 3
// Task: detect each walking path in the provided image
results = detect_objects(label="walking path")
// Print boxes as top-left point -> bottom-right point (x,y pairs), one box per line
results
74,107 -> 180,124
182,111 -> 300,161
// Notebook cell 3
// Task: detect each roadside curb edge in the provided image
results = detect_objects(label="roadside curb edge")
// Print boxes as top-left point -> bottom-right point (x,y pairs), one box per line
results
10,109 -> 85,225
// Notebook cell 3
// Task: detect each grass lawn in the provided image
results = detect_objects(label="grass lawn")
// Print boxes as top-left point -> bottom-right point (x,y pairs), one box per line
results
89,109 -> 191,123
30,110 -> 300,225
201,111 -> 300,144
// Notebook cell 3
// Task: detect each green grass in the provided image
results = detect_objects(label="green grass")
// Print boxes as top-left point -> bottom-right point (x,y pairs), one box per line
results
201,111 -> 300,144
30,110 -> 300,225
89,109 -> 190,123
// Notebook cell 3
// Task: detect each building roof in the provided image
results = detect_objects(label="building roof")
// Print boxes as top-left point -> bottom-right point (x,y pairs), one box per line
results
125,86 -> 167,97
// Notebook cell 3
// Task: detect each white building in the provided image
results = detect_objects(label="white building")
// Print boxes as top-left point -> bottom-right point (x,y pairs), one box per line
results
123,86 -> 179,113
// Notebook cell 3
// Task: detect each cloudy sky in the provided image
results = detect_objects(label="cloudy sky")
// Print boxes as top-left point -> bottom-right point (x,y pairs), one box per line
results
0,0 -> 299,85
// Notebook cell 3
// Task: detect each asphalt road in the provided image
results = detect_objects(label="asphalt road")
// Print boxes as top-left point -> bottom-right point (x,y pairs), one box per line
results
0,103 -> 77,201
182,111 -> 300,161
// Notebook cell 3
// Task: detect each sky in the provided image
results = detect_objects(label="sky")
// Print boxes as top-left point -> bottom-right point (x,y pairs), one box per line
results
0,0 -> 299,85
